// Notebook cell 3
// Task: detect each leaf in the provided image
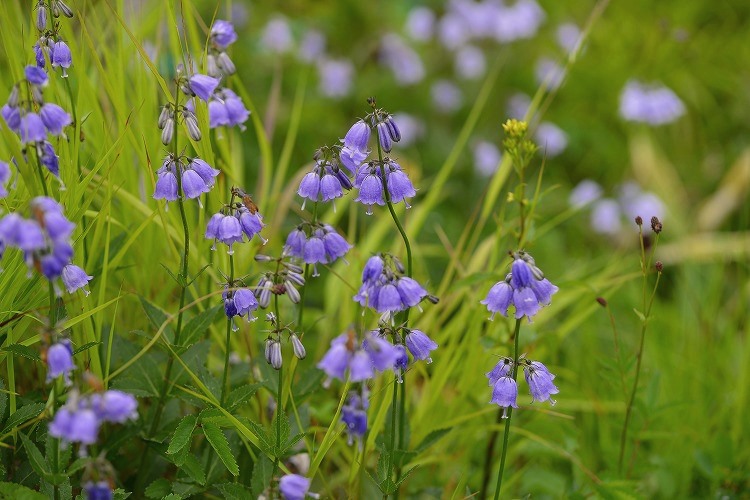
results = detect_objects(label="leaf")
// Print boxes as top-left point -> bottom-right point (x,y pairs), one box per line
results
202,423 -> 238,476
166,415 -> 196,456
270,412 -> 290,456
1,344 -> 41,362
283,433 -> 305,455
181,305 -> 222,347
66,457 -> 89,475
112,489 -> 132,500
216,483 -> 252,500
414,428 -> 452,454
0,482 -> 47,499
139,296 -> 174,342
198,408 -> 225,425
250,454 -> 273,498
226,384 -> 261,411
394,466 -> 418,488
1,403 -> 45,434
145,478 -> 171,498
244,419 -> 273,455
19,432 -> 50,480
179,453 -> 206,486
73,341 -> 102,355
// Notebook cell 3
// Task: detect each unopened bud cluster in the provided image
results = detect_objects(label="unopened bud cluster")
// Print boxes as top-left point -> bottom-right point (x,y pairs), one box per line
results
158,102 -> 201,144
262,311 -> 306,370
254,256 -> 306,308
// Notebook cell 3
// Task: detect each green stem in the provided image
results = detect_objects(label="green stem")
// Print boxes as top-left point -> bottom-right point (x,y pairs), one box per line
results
375,142 -> 412,278
220,254 -> 235,406
270,292 -> 283,497
34,147 -> 49,197
493,318 -> 522,500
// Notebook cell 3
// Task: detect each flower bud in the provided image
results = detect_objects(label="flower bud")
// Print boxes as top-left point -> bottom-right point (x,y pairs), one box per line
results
183,110 -> 201,141
254,254 -> 274,262
161,118 -> 174,145
56,0 -> 74,18
217,52 -> 236,75
285,271 -> 305,287
259,286 -> 271,308
36,2 -> 48,31
596,297 -> 608,307
530,265 -> 545,280
376,121 -> 392,152
393,257 -> 405,275
207,54 -> 219,78
31,86 -> 45,105
385,115 -> 401,142
290,334 -> 306,360
650,216 -> 662,234
282,261 -> 304,274
655,261 -> 663,272
7,86 -> 19,108
634,215 -> 643,226
285,280 -> 301,303
269,340 -> 282,370
157,105 -> 171,129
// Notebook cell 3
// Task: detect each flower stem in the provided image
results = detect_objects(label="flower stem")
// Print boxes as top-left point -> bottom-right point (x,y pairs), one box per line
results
270,293 -> 284,497
220,254 -> 235,406
493,318 -> 522,500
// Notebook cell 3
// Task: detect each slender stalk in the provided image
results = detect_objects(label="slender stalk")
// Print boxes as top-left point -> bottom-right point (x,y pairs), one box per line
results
34,147 -> 49,197
220,254 -> 235,406
270,293 -> 284,498
493,318 -> 522,500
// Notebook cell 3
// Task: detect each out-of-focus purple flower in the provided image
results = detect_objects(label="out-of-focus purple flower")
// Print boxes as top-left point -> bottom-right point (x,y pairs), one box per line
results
25,65 -> 48,86
0,214 -> 45,252
19,113 -> 47,144
523,360 -> 559,404
318,332 -> 400,384
618,182 -> 665,226
83,482 -> 112,500
318,58 -> 354,99
473,141 -> 502,178
279,474 -> 314,500
61,264 -> 93,295
209,88 -> 250,130
380,34 -> 425,86
535,57 -> 566,90
261,17 -> 293,54
2,104 -> 21,132
40,103 -> 72,136
404,329 -> 437,363
91,390 -> 138,423
619,80 -> 685,125
298,29 -> 326,63
508,92 -> 531,120
556,22 -> 581,54
49,407 -> 100,446
0,160 -> 11,198
406,6 -> 436,42
438,14 -> 470,50
341,391 -> 368,447
535,122 -> 567,157
590,198 -> 622,235
210,20 -> 238,50
188,74 -> 220,102
490,376 -> 518,418
568,180 -> 602,208
431,80 -> 462,113
491,0 -> 545,43
454,45 -> 486,80
39,141 -> 60,176
46,340 -> 75,385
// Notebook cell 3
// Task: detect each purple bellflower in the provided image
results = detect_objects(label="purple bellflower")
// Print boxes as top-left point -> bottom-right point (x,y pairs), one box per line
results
279,473 -> 319,500
90,390 -> 139,423
187,74 -> 220,102
83,482 -> 113,500
523,360 -> 559,404
51,41 -> 73,76
404,329 -> 438,363
341,390 -> 369,448
490,376 -> 519,418
210,20 -> 238,50
25,65 -> 48,86
354,254 -> 429,316
49,406 -> 100,446
0,160 -> 10,198
61,264 -> 93,295
40,103 -> 72,136
317,331 -> 400,385
46,340 -> 75,385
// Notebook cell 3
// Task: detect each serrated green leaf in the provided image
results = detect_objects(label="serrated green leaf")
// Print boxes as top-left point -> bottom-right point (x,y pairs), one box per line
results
1,403 -> 45,434
73,341 -> 102,355
216,483 -> 251,500
1,344 -> 41,362
414,428 -> 451,454
270,411 -> 290,456
250,455 -> 273,498
139,296 -> 174,342
198,408 -> 224,425
66,457 -> 88,475
0,482 -> 47,499
283,432 -> 305,454
245,419 -> 273,455
202,423 -> 238,476
181,305 -> 222,347
19,432 -> 50,480
179,452 -> 206,486
227,383 -> 261,411
166,415 -> 196,455
161,495 -> 182,500
394,466 -> 418,488
112,488 -> 132,499
145,478 -> 171,498
393,450 -> 417,469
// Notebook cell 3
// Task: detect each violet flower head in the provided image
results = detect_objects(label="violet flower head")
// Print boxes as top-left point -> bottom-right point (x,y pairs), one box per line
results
486,357 -> 514,386
61,264 -> 93,295
46,340 -> 75,385
385,160 -> 416,207
490,376 -> 519,418
481,274 -> 513,320
210,20 -> 238,50
404,329 -> 438,363
49,407 -> 100,446
209,88 -> 250,130
619,80 -> 685,125
39,141 -> 60,176
83,482 -> 113,500
91,390 -> 139,423
341,391 -> 368,447
51,41 -> 73,74
279,474 -> 316,500
187,74 -> 220,102
363,334 -> 401,373
0,160 -> 10,198
523,360 -> 559,404
40,103 -> 72,136
19,113 -> 47,144
25,65 -> 48,86
2,104 -> 21,132
343,119 -> 371,152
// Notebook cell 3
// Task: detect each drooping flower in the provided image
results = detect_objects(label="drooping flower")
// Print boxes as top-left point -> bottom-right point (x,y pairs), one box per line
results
354,253 -> 430,315
486,357 -> 514,386
187,74 -> 220,102
490,376 -> 519,418
19,112 -> 47,144
341,391 -> 368,447
343,119 -> 371,152
481,275 -> 513,320
153,155 -> 218,203
523,360 -> 559,404
46,340 -> 75,385
51,41 -> 73,75
49,406 -> 100,445
404,329 -> 438,363
83,482 -> 113,500
40,103 -> 72,135
284,224 -> 351,274
279,473 -> 319,500
207,88 -> 250,130
210,20 -> 238,50
25,65 -> 48,86
90,390 -> 139,423
61,264 -> 93,295
0,160 -> 10,198
317,332 -> 400,384
223,285 -> 258,323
